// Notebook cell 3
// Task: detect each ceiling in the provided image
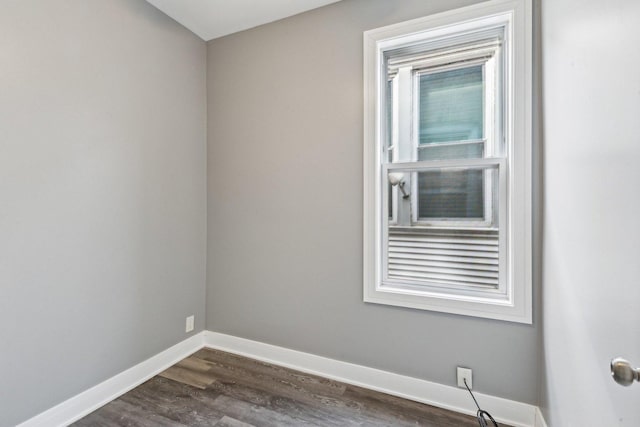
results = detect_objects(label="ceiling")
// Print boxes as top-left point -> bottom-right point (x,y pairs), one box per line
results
146,0 -> 343,41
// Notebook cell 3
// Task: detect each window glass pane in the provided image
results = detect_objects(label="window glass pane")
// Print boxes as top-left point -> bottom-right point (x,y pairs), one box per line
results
418,169 -> 484,220
418,141 -> 483,161
419,66 -> 484,147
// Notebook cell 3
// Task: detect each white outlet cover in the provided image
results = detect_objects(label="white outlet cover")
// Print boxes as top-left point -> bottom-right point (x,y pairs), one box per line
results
457,366 -> 472,389
185,315 -> 195,333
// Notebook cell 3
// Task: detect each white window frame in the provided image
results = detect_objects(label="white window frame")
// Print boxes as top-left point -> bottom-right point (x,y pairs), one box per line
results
363,0 -> 532,323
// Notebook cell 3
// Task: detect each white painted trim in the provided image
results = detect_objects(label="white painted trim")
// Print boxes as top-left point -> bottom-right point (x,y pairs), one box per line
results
363,0 -> 533,324
17,330 -> 543,427
535,407 -> 549,427
203,331 -> 538,427
17,333 -> 205,427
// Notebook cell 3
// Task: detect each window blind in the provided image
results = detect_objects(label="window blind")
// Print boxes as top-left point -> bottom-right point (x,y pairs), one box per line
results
387,228 -> 499,288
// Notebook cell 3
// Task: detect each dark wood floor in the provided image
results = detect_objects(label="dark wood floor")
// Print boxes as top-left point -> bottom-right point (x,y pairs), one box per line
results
73,348 -> 487,426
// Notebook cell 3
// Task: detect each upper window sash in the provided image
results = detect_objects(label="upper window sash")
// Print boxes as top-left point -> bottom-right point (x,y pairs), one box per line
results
386,45 -> 503,227
385,40 -> 504,163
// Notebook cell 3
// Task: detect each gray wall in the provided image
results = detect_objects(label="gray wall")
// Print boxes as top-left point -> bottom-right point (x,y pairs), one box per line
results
0,1 -> 206,426
539,0 -> 640,424
207,0 -> 539,404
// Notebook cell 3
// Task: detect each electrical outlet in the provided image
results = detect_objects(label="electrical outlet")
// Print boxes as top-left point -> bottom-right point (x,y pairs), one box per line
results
185,315 -> 195,333
457,366 -> 472,389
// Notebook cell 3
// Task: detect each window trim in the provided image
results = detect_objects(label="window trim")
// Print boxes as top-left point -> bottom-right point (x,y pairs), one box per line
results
363,0 -> 532,323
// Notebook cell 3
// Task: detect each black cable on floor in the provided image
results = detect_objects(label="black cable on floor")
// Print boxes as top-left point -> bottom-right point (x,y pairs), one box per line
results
463,378 -> 499,427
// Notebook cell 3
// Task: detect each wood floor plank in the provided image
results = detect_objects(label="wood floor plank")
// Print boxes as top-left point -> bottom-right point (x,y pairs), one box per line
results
343,384 -> 481,427
73,347 -> 504,427
193,348 -> 347,397
214,416 -> 256,427
74,398 -> 190,427
208,395 -> 317,427
179,355 -> 218,372
187,351 -> 361,414
120,377 -> 224,426
206,378 -> 362,426
159,358 -> 217,390
194,349 -> 475,426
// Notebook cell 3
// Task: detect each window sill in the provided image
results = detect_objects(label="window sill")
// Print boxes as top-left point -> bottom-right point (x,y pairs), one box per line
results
364,283 -> 531,323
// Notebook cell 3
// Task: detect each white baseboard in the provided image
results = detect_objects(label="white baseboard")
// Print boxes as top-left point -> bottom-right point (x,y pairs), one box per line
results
535,407 -> 549,427
17,332 -> 205,427
203,331 -> 538,427
18,330 -> 542,427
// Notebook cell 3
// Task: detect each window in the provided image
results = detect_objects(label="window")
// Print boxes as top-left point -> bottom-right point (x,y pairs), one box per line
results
363,0 -> 532,323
